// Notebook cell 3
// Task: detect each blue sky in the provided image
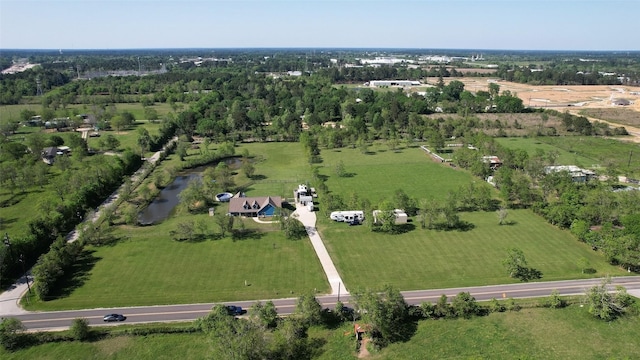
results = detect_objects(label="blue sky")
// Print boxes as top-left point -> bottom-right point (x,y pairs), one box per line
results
1,0 -> 638,50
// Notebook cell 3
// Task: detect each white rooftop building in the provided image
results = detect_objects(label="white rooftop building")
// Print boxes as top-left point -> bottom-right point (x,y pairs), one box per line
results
544,165 -> 597,183
367,80 -> 421,87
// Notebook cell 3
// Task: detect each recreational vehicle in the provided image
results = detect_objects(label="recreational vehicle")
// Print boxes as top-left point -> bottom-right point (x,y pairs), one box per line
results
330,211 -> 364,223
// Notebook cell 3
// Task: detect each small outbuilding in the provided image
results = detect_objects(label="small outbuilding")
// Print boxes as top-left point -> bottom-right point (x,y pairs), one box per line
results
612,98 -> 631,106
372,209 -> 408,225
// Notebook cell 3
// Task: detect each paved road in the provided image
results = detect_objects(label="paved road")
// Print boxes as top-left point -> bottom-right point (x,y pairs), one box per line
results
10,276 -> 640,332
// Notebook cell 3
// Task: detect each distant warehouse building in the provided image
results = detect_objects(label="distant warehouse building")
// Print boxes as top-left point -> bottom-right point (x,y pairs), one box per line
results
366,80 -> 421,88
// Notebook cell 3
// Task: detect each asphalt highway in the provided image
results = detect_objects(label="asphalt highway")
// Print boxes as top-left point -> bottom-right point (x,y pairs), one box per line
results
12,276 -> 640,331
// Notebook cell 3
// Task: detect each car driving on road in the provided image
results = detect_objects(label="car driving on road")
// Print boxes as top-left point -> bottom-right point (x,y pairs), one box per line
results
225,305 -> 244,316
103,314 -> 126,322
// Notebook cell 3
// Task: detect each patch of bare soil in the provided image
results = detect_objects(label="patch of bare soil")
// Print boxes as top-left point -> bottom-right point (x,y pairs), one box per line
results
432,77 -> 640,113
358,338 -> 371,358
426,77 -> 640,142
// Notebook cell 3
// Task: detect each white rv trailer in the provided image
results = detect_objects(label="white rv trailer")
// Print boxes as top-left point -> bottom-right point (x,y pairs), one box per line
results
330,210 -> 364,222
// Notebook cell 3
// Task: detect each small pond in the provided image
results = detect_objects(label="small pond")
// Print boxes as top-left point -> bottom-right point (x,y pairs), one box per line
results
138,173 -> 201,225
137,157 -> 242,225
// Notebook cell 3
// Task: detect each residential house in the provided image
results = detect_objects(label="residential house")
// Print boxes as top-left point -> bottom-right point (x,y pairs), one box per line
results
482,156 -> 503,170
544,165 -> 597,183
228,196 -> 282,217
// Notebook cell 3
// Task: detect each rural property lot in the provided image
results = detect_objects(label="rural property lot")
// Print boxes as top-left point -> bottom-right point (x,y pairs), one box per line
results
320,208 -> 626,291
316,145 -> 627,290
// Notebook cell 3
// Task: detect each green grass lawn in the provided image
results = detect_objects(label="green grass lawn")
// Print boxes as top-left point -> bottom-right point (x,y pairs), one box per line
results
0,332 -> 211,360
496,137 -> 597,167
319,209 -> 627,291
319,143 -> 474,204
378,305 -> 640,360
235,142 -> 311,197
0,158 -> 85,239
85,120 -> 164,155
496,136 -> 640,177
0,187 -> 53,239
0,102 -> 178,123
538,136 -> 640,176
25,213 -> 329,310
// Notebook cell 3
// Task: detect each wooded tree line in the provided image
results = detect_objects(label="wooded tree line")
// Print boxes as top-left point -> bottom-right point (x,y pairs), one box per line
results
0,143 -> 142,287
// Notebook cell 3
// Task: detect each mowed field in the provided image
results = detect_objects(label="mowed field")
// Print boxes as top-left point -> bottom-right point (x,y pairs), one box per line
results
235,142 -> 313,198
314,143 -> 626,290
27,214 -> 329,310
0,102 -> 177,122
378,305 -> 640,360
320,209 -> 625,291
495,137 -> 598,167
319,143 -> 473,204
497,136 -> 640,175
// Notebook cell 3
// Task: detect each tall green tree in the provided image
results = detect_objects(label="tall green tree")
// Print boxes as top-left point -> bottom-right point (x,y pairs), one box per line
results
353,285 -> 410,347
197,305 -> 267,359
584,277 -> 632,321
294,291 -> 323,326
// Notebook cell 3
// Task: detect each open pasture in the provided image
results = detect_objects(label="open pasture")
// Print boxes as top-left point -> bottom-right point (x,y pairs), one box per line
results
318,143 -> 474,204
0,102 -> 177,123
234,142 -> 311,198
538,136 -> 640,175
319,209 -> 626,291
495,137 -> 598,166
26,213 -> 329,311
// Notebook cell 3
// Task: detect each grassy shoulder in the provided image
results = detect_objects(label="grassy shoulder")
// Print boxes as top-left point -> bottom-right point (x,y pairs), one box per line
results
378,304 -> 640,359
0,332 -> 211,360
4,304 -> 640,360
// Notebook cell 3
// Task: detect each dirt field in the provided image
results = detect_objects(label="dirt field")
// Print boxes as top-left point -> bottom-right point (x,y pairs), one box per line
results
428,77 -> 640,143
432,77 -> 640,112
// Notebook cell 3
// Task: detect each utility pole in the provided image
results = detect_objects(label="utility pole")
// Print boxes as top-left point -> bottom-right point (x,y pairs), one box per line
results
19,254 -> 32,303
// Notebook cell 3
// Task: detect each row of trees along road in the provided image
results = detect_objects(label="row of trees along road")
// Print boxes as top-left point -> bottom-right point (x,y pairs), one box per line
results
3,280 -> 635,353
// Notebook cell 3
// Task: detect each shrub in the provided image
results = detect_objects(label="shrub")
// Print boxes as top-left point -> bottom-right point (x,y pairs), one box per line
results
488,298 -> 506,313
451,292 -> 480,318
70,318 -> 90,341
506,298 -> 521,312
0,318 -> 27,351
547,290 -> 566,309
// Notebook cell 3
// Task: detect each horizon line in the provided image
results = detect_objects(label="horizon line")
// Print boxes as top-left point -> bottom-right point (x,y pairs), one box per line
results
2,47 -> 639,53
